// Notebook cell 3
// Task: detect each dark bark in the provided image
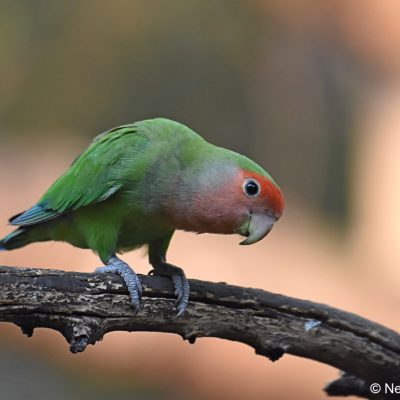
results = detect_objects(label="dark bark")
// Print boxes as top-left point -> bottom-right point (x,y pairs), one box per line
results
0,265 -> 398,399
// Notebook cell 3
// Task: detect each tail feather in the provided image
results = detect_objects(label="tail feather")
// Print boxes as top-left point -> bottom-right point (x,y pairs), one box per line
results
0,228 -> 32,251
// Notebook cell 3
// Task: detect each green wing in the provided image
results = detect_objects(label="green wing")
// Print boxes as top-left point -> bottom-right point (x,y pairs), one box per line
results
10,124 -> 148,226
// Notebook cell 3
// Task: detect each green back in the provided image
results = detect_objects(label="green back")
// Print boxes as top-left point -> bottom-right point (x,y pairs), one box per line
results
9,124 -> 149,226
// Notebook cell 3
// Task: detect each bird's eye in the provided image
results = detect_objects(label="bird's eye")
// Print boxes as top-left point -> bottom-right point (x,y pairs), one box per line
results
243,179 -> 260,197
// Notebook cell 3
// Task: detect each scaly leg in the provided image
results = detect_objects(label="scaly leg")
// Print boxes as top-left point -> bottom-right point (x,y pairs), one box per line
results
150,262 -> 190,317
96,255 -> 142,312
149,232 -> 190,317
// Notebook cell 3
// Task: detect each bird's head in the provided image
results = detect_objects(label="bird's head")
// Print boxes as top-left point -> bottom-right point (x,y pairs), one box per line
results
170,156 -> 284,245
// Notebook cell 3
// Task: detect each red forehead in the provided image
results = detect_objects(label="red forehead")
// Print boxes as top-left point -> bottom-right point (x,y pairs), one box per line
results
240,170 -> 284,217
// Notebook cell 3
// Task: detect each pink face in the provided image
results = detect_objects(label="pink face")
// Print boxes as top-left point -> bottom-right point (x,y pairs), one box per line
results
173,167 -> 284,239
237,169 -> 284,219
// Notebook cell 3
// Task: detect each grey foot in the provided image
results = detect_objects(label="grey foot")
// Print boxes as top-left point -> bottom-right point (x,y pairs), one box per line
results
96,255 -> 142,312
150,263 -> 190,317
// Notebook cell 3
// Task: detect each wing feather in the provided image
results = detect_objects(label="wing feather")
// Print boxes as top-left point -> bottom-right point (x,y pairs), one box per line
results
10,124 -> 148,227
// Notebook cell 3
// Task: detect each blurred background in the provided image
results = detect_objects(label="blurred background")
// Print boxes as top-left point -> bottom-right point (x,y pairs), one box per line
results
0,1 -> 400,399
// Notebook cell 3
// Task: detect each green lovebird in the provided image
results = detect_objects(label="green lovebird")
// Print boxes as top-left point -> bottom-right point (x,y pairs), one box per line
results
0,118 -> 284,315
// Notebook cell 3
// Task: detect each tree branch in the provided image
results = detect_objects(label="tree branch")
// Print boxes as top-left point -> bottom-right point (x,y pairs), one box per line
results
0,266 -> 398,399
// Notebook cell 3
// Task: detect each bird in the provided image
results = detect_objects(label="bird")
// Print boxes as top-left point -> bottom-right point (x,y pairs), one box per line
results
0,118 -> 284,316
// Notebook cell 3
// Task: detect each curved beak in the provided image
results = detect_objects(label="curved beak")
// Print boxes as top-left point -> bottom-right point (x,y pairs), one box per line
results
239,212 -> 276,245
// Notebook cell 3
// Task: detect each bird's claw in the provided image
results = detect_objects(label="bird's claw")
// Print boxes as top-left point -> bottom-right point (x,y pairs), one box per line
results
172,273 -> 190,317
96,256 -> 142,313
151,263 -> 190,317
